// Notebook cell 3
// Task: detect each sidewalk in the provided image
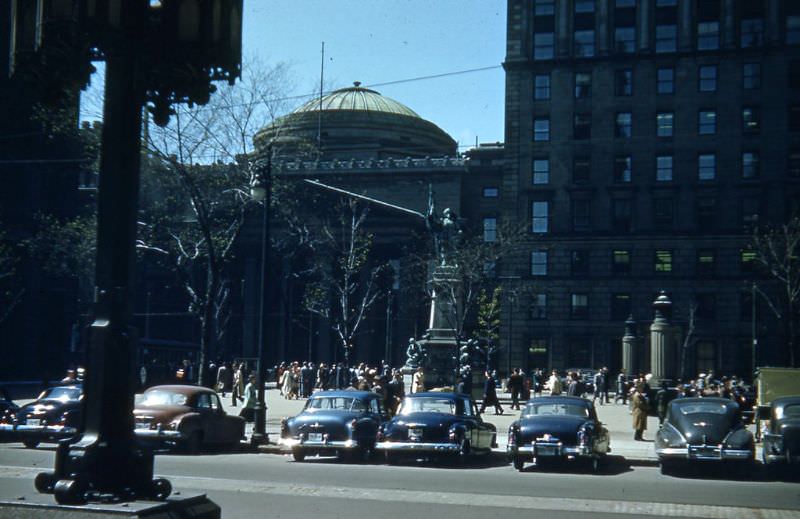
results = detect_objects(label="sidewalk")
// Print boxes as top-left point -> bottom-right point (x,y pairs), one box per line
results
239,388 -> 660,462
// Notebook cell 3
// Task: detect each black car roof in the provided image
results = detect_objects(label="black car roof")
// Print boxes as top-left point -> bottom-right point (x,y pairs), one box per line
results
772,395 -> 800,407
524,396 -> 592,407
668,397 -> 738,409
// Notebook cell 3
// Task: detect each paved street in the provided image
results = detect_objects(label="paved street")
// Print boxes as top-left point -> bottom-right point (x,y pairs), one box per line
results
1,388 -> 798,518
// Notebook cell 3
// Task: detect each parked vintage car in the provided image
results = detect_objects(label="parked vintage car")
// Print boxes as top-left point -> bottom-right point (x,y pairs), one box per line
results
0,384 -> 82,448
506,396 -> 610,472
655,397 -> 754,474
760,395 -> 800,469
133,385 -> 245,453
279,390 -> 387,462
375,392 -> 497,464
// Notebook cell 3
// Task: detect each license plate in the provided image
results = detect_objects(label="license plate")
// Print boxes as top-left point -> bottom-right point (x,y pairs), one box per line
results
690,446 -> 720,459
308,433 -> 323,442
408,428 -> 422,441
26,419 -> 41,427
536,445 -> 558,456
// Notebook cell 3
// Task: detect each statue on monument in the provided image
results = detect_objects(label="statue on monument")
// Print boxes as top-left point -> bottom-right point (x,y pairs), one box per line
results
426,186 -> 463,266
405,337 -> 427,368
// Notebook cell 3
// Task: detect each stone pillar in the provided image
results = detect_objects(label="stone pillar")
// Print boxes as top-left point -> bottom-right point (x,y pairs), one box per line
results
679,0 -> 692,51
558,0 -> 570,58
622,314 -> 637,376
650,292 -> 676,386
597,0 -> 609,55
722,0 -> 735,48
638,0 -> 651,52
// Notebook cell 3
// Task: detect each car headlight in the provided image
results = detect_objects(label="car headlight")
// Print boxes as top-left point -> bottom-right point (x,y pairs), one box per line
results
657,423 -> 686,448
507,425 -> 519,447
724,428 -> 753,449
449,425 -> 464,441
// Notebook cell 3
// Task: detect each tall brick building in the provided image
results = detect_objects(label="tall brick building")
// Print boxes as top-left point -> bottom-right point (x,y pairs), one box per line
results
498,0 -> 800,378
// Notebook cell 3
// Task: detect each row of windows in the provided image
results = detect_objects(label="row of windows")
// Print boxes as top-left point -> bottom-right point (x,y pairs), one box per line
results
529,248 -> 759,278
528,151 -> 800,185
533,107 -> 766,142
528,151 -> 765,186
526,290 -> 758,323
548,64 -> 768,103
531,0 -> 800,60
526,195 -> 765,234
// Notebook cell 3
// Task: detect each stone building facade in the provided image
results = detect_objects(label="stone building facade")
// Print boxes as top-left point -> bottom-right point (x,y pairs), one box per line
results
499,0 -> 800,378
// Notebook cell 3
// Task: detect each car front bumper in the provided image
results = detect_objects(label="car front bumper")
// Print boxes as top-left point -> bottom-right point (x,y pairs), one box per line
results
279,437 -> 358,451
508,441 -> 595,460
0,423 -> 78,441
375,441 -> 460,454
656,445 -> 752,461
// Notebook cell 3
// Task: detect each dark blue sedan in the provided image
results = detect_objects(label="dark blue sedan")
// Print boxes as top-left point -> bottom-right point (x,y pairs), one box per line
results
279,390 -> 387,462
376,392 -> 497,464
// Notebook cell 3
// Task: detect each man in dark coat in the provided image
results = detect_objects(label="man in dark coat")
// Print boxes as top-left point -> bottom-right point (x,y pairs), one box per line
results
508,368 -> 524,410
479,371 -> 504,415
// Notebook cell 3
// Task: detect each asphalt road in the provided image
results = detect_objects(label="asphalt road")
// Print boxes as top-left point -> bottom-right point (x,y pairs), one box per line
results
0,442 -> 798,519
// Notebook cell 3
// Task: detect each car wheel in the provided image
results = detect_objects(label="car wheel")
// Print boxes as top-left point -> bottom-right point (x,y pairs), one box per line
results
659,460 -> 675,476
23,440 -> 40,449
184,431 -> 202,454
513,456 -> 525,472
150,478 -> 172,501
292,448 -> 305,462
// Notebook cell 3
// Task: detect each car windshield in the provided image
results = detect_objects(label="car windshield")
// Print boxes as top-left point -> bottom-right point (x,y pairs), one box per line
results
781,404 -> 800,419
397,397 -> 456,416
139,390 -> 188,407
677,402 -> 729,415
522,402 -> 589,418
39,386 -> 81,402
305,396 -> 360,411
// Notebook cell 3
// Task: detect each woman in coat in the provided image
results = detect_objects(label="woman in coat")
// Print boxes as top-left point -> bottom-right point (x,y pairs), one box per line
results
479,371 -> 504,415
631,382 -> 649,441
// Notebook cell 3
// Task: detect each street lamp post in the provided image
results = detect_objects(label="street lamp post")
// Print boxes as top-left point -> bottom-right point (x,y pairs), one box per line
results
250,147 -> 272,446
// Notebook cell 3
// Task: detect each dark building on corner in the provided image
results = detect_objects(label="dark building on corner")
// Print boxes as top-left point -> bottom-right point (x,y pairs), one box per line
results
499,0 -> 800,378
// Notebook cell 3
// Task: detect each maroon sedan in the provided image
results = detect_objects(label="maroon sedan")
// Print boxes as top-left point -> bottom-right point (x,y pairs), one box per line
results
134,385 -> 245,453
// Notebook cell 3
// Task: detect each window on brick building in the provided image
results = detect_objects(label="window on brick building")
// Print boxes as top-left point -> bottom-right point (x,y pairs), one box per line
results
654,198 -> 674,229
743,63 -> 761,90
533,158 -> 549,184
698,153 -> 716,181
532,201 -> 549,233
612,249 -> 631,275
698,110 -> 716,135
571,294 -> 589,319
656,24 -> 677,53
534,32 -> 555,60
612,199 -> 632,232
614,156 -> 632,182
657,68 -> 674,94
696,197 -> 716,227
611,293 -> 632,321
572,199 -> 591,231
574,113 -> 591,140
699,65 -> 717,92
574,30 -> 595,57
482,187 -> 499,198
615,69 -> 633,96
534,118 -> 550,141
697,21 -> 719,50
574,157 -> 590,183
531,250 -> 548,276
743,107 -> 760,134
657,112 -> 674,137
615,112 -> 632,138
483,217 -> 497,242
654,250 -> 673,273
534,74 -> 551,99
571,250 -> 590,276
656,155 -> 673,181
742,152 -> 760,179
615,27 -> 635,54
697,249 -> 716,276
740,249 -> 757,274
531,293 -> 547,319
575,72 -> 592,98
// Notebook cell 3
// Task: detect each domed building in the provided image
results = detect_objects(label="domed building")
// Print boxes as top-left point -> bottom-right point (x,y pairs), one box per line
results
239,83 -> 502,368
254,82 -> 457,161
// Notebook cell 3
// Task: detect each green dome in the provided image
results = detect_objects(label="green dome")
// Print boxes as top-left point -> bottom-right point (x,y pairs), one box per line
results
292,82 -> 420,119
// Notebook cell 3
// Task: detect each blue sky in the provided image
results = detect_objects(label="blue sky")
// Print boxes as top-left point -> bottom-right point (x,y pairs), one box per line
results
244,1 -> 507,148
82,1 -> 507,149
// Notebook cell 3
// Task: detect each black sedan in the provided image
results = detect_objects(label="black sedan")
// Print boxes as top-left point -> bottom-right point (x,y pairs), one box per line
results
506,396 -> 610,472
655,397 -> 754,474
279,390 -> 387,462
0,385 -> 82,448
375,392 -> 497,464
761,395 -> 800,469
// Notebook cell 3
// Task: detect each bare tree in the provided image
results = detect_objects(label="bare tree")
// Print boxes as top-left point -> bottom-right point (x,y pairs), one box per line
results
751,216 -> 800,367
139,58 -> 295,385
679,301 -> 698,380
303,198 -> 386,366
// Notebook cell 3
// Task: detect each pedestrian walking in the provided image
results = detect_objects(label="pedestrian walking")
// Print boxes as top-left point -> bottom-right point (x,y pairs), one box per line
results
547,370 -> 562,396
411,367 -> 425,394
631,382 -> 649,441
508,368 -> 524,410
231,362 -> 244,407
239,374 -> 258,422
592,368 -> 606,405
479,371 -> 504,415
